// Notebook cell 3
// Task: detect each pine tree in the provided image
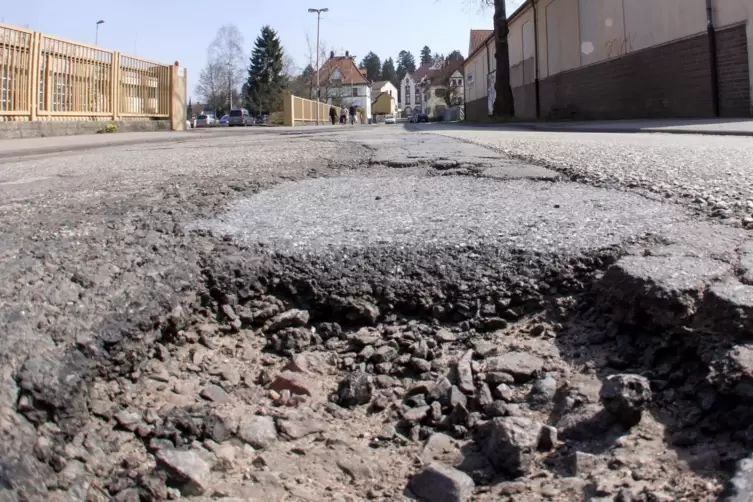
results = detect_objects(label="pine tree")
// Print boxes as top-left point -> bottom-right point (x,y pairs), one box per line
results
187,98 -> 193,119
446,50 -> 464,62
396,50 -> 417,83
381,58 -> 397,86
420,46 -> 432,65
359,52 -> 381,82
245,26 -> 287,115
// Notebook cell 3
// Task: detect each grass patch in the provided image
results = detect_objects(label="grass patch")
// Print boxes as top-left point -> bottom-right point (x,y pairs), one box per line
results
96,124 -> 118,134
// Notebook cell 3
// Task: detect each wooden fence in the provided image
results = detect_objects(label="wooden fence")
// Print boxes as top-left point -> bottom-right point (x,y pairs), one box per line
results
283,94 -> 341,126
1,23 -> 174,122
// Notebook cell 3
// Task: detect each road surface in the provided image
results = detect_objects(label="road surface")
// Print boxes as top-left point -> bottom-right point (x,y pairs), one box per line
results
1,125 -> 752,501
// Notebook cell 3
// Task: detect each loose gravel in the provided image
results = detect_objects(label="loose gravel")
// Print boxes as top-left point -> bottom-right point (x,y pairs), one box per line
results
430,128 -> 753,226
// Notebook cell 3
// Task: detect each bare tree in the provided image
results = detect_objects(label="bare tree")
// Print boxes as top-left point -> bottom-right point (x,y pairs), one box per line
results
473,0 -> 515,116
304,32 -> 330,99
207,24 -> 246,110
283,54 -> 299,80
490,0 -> 514,116
195,60 -> 227,112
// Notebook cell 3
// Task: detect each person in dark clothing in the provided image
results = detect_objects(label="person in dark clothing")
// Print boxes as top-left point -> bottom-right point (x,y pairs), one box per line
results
329,105 -> 336,125
348,105 -> 357,125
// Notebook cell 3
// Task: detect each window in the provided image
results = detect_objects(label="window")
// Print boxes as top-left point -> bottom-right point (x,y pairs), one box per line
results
435,88 -> 446,98
404,86 -> 410,103
352,88 -> 359,97
467,72 -> 475,87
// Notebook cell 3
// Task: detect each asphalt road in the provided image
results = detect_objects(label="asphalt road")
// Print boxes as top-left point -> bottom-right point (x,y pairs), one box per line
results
1,124 -> 752,500
424,123 -> 753,225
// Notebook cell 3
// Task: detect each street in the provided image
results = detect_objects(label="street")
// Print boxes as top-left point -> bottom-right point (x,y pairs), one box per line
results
1,126 -> 753,501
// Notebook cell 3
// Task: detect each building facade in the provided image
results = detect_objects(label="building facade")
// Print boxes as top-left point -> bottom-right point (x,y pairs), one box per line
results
372,81 -> 398,116
419,61 -> 465,118
399,72 -> 419,116
315,55 -> 372,119
465,0 -> 752,121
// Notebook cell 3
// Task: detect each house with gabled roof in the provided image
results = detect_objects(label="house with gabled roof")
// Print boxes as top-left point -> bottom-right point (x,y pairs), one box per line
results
315,54 -> 372,118
417,59 -> 465,119
398,63 -> 431,117
371,81 -> 398,116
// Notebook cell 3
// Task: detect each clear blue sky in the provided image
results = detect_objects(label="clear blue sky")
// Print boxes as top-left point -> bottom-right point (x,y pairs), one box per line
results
2,0 -> 523,100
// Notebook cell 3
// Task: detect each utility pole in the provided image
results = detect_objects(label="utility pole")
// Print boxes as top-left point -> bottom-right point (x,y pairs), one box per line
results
95,20 -> 104,46
308,7 -> 328,124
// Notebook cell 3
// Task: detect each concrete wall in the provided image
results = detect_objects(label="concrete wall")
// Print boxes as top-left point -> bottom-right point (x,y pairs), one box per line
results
545,0 -> 581,76
0,119 -> 170,140
578,0 -> 626,65
464,39 -> 492,105
465,0 -> 752,120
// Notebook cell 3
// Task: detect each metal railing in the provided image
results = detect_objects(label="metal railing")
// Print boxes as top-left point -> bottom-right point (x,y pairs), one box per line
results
1,23 -> 173,121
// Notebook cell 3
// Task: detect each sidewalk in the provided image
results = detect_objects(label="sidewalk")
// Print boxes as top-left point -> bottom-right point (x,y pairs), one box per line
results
0,131 -> 197,159
459,118 -> 753,137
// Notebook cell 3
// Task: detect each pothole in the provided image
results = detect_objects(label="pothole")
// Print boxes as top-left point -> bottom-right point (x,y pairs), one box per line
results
9,172 -> 753,502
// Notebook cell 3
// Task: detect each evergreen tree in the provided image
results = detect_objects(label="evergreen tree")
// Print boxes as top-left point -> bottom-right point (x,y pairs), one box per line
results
245,25 -> 287,115
396,50 -> 417,82
187,98 -> 193,119
420,46 -> 432,65
381,58 -> 397,86
359,52 -> 381,82
446,50 -> 464,62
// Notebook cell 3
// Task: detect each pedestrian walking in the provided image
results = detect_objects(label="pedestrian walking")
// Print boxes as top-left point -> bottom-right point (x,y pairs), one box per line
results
340,106 -> 347,125
329,105 -> 336,126
349,105 -> 356,125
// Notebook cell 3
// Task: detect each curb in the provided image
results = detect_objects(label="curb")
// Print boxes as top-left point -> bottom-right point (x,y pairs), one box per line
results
443,122 -> 753,138
520,125 -> 753,137
0,129 -> 278,160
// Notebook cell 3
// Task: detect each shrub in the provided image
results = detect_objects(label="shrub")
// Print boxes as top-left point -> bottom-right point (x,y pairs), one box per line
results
97,124 -> 118,134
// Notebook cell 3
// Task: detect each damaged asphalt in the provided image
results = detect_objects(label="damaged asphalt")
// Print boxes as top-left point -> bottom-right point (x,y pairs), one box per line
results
1,125 -> 753,501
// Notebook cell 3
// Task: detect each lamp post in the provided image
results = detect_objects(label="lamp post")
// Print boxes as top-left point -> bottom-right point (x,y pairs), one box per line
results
307,7 -> 328,124
95,20 -> 104,46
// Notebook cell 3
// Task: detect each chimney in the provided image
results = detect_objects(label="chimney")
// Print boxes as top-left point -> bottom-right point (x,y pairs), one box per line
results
329,50 -> 335,59
345,50 -> 349,57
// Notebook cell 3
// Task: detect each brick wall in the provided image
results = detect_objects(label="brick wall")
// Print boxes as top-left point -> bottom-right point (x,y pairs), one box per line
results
537,25 -> 751,120
716,24 -> 751,117
466,97 -> 488,121
512,83 -> 537,120
539,31 -> 716,119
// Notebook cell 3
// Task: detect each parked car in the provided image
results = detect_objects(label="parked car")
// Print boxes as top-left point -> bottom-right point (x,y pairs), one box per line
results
195,113 -> 217,127
219,115 -> 229,126
384,114 -> 396,124
411,112 -> 428,123
228,108 -> 253,126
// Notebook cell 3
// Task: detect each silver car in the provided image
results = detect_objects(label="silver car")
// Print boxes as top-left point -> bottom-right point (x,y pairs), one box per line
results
228,108 -> 253,126
195,113 -> 217,127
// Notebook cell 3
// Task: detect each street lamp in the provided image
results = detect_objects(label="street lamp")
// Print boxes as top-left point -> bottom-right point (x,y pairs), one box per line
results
95,20 -> 105,46
308,7 -> 328,124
